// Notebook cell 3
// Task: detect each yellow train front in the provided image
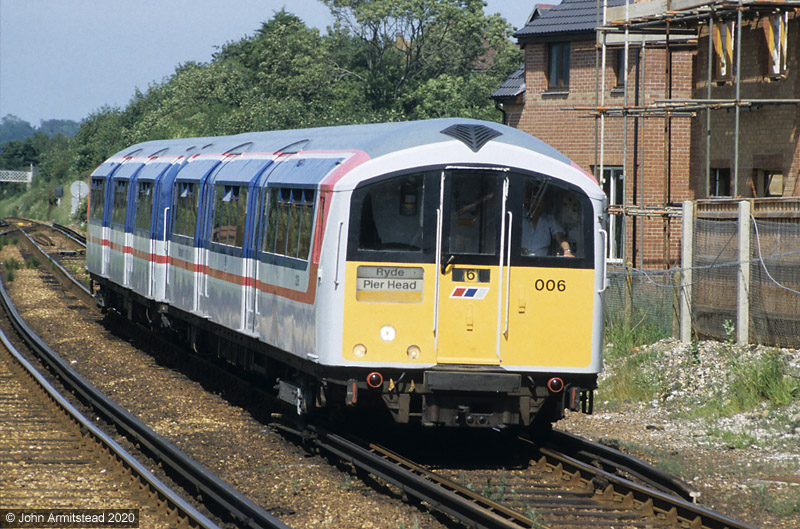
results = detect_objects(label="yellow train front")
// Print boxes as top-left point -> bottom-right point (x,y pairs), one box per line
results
330,121 -> 607,428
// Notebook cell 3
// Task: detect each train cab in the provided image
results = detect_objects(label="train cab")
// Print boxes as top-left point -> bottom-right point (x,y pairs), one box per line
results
341,165 -> 600,427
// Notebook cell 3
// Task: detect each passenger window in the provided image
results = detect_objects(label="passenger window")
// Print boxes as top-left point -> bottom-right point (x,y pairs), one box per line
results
262,187 -> 315,260
89,178 -> 105,220
134,182 -> 153,231
111,180 -> 128,226
520,179 -> 585,258
173,182 -> 199,238
212,184 -> 248,247
357,175 -> 424,251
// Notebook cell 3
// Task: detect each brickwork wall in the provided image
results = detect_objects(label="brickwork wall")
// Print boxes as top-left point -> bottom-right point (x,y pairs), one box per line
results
691,17 -> 800,197
516,38 -> 694,268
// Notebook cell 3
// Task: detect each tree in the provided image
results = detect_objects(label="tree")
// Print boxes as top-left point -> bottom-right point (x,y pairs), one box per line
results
322,0 -> 521,118
38,119 -> 80,137
0,115 -> 36,146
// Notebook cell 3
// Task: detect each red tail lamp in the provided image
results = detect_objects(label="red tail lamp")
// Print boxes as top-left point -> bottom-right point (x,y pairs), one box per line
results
366,372 -> 384,389
547,377 -> 564,393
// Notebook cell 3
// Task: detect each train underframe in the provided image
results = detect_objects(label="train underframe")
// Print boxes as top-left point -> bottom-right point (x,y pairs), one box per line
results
93,277 -> 596,429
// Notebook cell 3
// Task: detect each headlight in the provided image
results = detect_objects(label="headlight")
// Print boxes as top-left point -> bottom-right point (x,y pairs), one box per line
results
379,325 -> 396,342
407,345 -> 421,360
353,343 -> 367,358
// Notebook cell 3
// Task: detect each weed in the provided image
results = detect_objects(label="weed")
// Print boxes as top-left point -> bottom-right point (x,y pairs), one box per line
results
5,268 -> 14,282
727,349 -> 800,411
523,505 -> 545,529
25,256 -> 40,269
481,477 -> 508,503
706,424 -> 757,449
604,310 -> 669,362
597,346 -> 666,403
750,483 -> 800,517
723,319 -> 736,345
688,339 -> 700,364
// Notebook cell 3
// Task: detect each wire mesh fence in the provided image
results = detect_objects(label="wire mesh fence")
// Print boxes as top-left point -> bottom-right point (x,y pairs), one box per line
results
608,207 -> 800,349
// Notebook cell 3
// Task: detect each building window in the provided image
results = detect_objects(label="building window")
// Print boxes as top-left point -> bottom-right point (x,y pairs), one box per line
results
712,21 -> 735,81
614,48 -> 626,88
548,42 -> 570,89
754,170 -> 783,197
709,168 -> 731,197
764,13 -> 788,78
601,166 -> 624,262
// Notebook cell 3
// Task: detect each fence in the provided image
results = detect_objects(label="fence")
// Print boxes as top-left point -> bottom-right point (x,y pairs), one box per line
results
607,198 -> 800,348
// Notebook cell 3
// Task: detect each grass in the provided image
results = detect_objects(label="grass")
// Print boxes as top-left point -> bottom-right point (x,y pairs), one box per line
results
726,348 -> 800,412
598,310 -> 670,404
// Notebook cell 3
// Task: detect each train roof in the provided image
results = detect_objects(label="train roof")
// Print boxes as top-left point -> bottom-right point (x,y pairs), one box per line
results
103,118 -> 572,166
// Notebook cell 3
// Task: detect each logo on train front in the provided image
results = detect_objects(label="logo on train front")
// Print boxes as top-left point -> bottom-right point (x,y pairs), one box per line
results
449,287 -> 489,299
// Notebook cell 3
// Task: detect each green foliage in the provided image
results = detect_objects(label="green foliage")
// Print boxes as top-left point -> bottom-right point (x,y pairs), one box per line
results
323,0 -> 521,118
726,349 -> 800,411
0,115 -> 36,145
604,311 -> 670,362
4,257 -> 20,282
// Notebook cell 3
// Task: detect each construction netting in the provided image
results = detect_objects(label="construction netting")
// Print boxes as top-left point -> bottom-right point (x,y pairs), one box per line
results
606,213 -> 800,348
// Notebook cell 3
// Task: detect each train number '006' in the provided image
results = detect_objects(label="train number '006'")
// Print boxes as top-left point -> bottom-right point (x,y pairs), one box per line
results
534,278 -> 566,292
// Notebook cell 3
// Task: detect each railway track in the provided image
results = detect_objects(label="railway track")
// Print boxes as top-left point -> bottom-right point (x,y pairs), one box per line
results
0,293 -> 214,528
0,220 -> 291,529
2,219 -> 763,529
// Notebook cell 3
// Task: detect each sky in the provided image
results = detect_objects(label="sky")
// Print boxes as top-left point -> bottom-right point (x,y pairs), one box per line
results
0,1 -> 537,126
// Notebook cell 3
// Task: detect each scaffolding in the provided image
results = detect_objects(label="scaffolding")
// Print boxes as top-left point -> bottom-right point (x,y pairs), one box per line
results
574,0 -> 800,268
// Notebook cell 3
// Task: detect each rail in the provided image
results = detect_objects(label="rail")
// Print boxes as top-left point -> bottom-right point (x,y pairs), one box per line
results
0,222 -> 292,529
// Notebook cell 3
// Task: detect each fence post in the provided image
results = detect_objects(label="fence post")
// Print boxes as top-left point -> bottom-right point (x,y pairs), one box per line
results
680,201 -> 693,343
737,200 -> 750,345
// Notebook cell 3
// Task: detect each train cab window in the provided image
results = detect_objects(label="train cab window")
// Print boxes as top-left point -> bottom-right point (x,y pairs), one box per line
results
262,187 -> 315,260
111,180 -> 128,226
134,182 -> 153,232
356,174 -> 425,252
520,179 -> 587,259
447,173 -> 497,255
89,178 -> 105,220
211,184 -> 248,247
173,182 -> 199,238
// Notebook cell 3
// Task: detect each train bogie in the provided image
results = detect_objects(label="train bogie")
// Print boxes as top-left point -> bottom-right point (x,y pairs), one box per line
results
87,118 -> 606,429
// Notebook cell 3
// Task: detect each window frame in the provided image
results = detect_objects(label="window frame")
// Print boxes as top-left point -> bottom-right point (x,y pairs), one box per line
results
547,42 -> 570,89
260,186 -> 316,262
110,179 -> 129,227
172,181 -> 200,240
712,20 -> 735,82
134,181 -> 154,232
89,178 -> 106,221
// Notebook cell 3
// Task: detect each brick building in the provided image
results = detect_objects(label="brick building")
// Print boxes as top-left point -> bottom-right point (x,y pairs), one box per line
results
494,0 -> 800,269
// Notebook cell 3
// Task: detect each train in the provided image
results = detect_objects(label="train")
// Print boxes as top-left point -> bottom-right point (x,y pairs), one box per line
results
86,118 -> 607,429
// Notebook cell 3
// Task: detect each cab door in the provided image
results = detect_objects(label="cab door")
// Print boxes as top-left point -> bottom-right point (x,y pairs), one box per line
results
434,168 -> 510,364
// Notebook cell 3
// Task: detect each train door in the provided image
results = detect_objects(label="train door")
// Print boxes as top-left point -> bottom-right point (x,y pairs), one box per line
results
434,168 -> 509,364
